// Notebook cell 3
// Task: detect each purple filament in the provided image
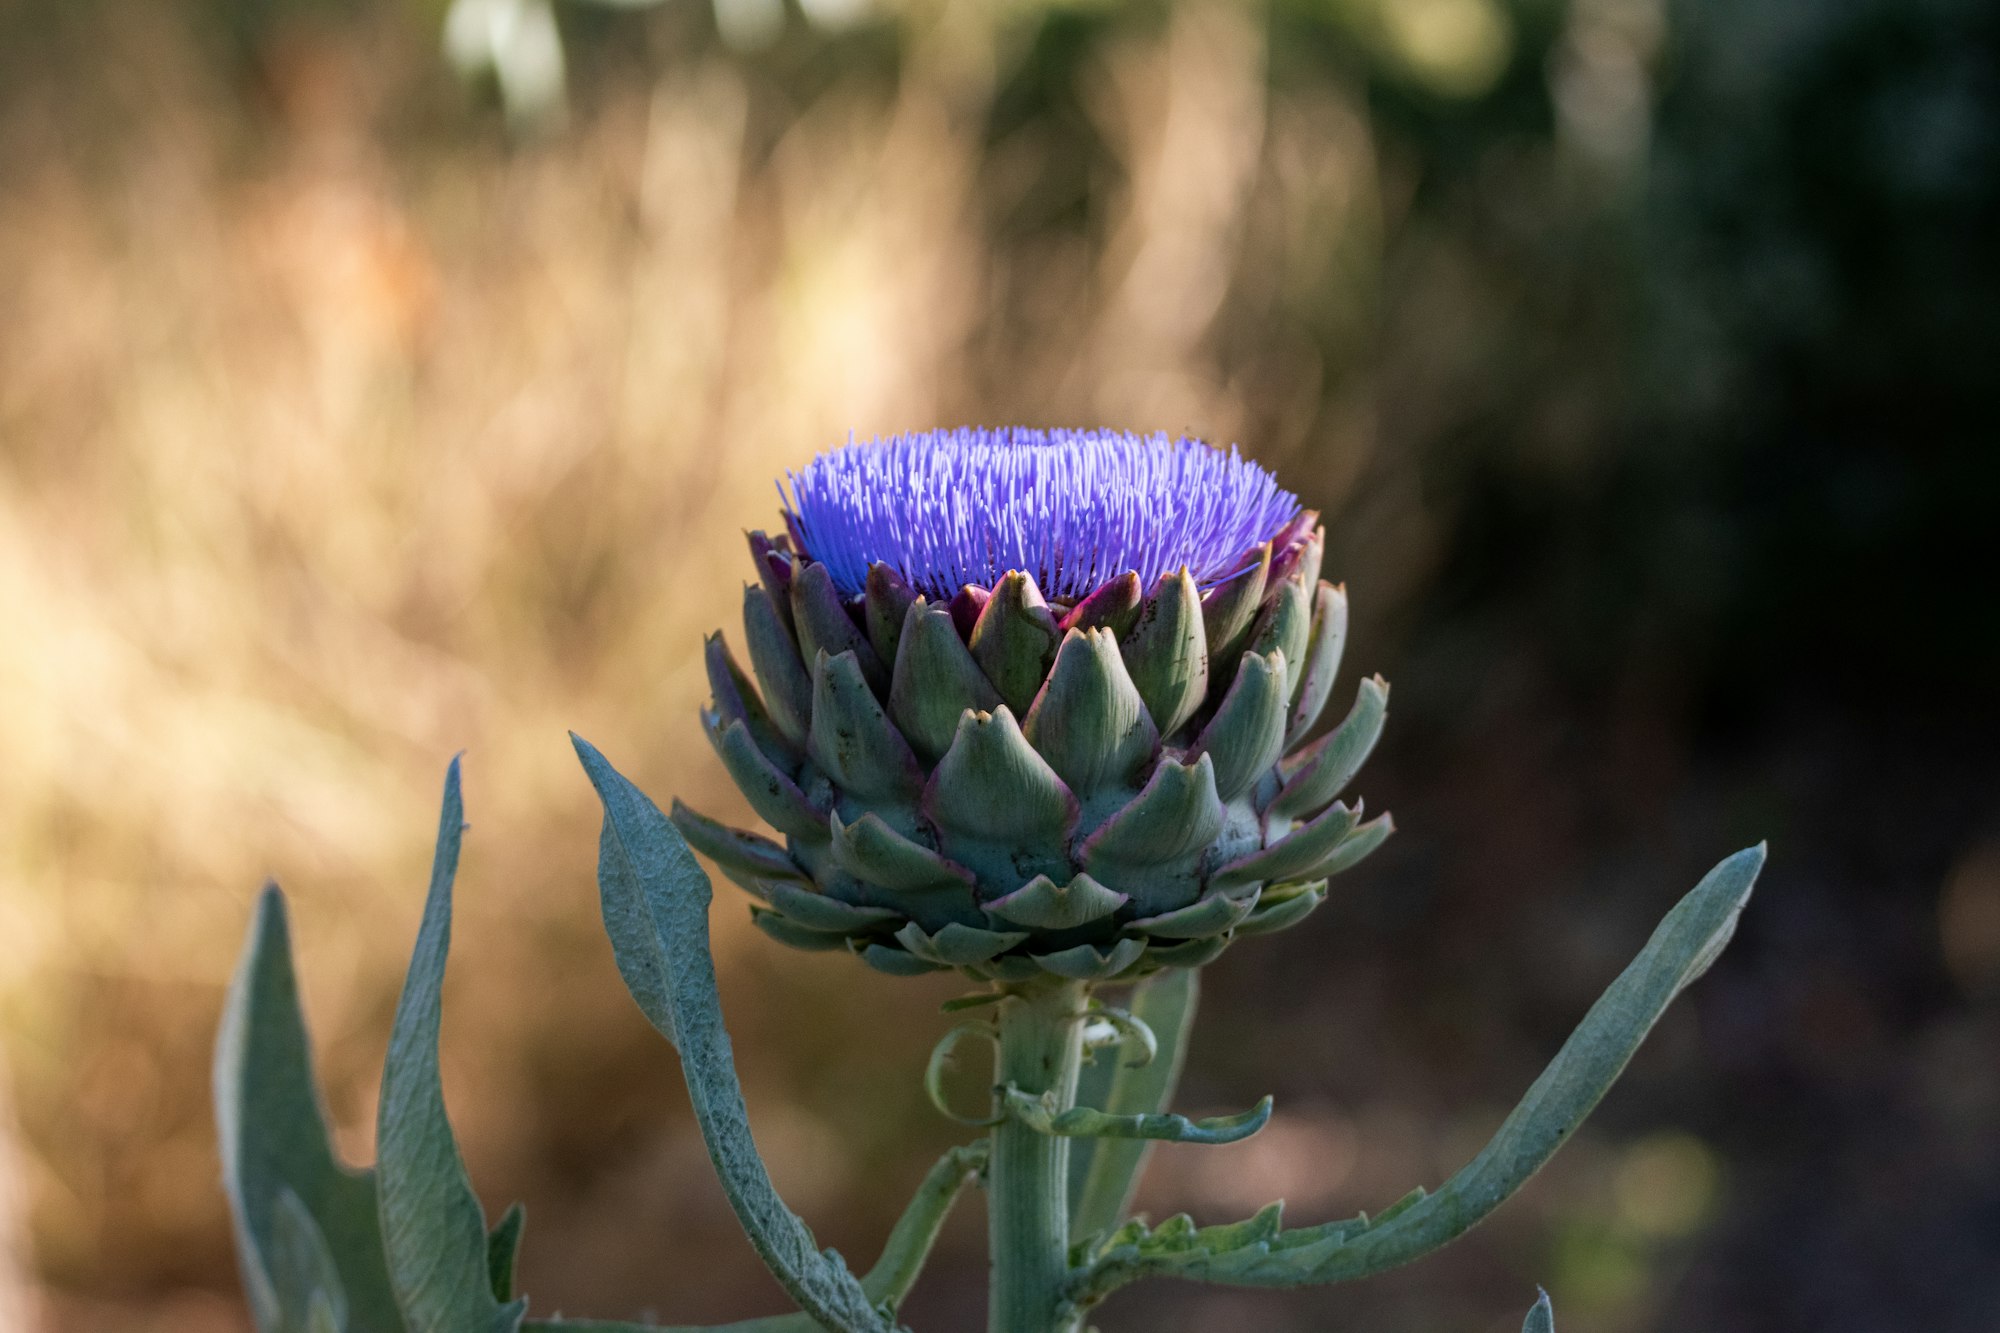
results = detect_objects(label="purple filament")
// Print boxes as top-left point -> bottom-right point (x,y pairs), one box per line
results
781,428 -> 1302,600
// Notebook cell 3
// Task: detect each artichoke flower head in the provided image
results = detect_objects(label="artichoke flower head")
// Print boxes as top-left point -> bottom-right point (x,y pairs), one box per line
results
673,428 -> 1392,981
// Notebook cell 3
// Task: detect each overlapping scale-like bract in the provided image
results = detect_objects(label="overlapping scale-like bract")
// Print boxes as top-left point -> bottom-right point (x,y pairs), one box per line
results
673,516 -> 1392,981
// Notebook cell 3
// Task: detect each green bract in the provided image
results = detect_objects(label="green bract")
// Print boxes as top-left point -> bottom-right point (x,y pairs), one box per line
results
676,523 -> 1391,981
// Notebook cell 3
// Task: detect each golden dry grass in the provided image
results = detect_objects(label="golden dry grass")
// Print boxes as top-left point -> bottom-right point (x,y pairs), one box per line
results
0,2 -> 1420,1324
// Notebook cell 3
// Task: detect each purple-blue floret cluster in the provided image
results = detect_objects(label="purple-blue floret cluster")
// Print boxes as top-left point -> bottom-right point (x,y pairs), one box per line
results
781,428 -> 1302,600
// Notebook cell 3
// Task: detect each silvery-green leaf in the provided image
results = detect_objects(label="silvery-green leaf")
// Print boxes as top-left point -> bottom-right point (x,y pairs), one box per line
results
1246,579 -> 1311,700
765,882 -> 902,933
1233,882 -> 1327,937
1187,650 -> 1287,803
572,736 -> 891,1333
669,800 -> 806,893
1306,813 -> 1394,878
271,1189 -> 348,1333
743,583 -> 813,748
1068,845 -> 1766,1300
1069,969 -> 1199,1243
895,921 -> 1029,966
808,650 -> 923,802
702,711 -> 830,843
1127,890 -> 1257,940
214,887 -> 406,1333
707,632 -> 798,771
1211,802 -> 1361,892
856,941 -> 951,977
1143,935 -> 1231,968
1284,583 -> 1348,748
751,908 -> 863,952
790,561 -> 887,696
889,600 -> 1003,764
828,811 -> 974,894
375,760 -> 527,1332
1269,675 -> 1387,821
969,570 -> 1062,715
1079,756 -> 1223,871
1023,628 -> 1158,796
1121,569 -> 1208,737
1007,1088 -> 1271,1146
1032,937 -> 1147,981
986,874 -> 1128,931
922,706 -> 1078,845
1524,1289 -> 1555,1333
483,1205 -> 525,1305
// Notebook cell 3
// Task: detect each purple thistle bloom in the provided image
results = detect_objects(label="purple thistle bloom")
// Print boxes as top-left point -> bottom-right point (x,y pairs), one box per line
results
781,427 -> 1303,600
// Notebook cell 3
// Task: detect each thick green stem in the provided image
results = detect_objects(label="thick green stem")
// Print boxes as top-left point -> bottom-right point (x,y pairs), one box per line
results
987,980 -> 1088,1333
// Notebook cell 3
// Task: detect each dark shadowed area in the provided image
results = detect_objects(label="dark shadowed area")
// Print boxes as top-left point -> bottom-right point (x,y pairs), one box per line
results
0,0 -> 1994,1329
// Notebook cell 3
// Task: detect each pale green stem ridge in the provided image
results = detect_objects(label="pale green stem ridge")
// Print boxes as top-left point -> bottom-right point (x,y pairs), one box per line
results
987,982 -> 1089,1333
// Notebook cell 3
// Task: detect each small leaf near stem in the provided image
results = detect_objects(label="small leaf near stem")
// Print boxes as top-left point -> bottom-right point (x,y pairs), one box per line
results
1004,1088 -> 1272,1146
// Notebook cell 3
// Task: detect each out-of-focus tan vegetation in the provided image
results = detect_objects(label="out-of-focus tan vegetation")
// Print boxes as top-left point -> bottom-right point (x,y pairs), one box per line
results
1,0 -> 1995,1329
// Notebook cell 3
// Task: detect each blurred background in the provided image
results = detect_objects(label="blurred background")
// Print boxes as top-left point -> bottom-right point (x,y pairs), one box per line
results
1,0 -> 1995,1328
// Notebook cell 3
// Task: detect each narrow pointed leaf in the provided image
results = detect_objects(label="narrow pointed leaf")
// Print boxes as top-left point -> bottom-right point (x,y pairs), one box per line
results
1188,650 -> 1288,803
708,632 -> 798,769
1127,890 -> 1257,940
572,736 -> 891,1333
703,712 -> 829,843
749,532 -> 797,634
670,801 -> 807,892
969,570 -> 1061,715
1122,569 -> 1208,737
858,942 -> 951,976
375,760 -> 527,1332
1069,969 -> 1199,1241
214,887 -> 406,1333
1233,882 -> 1327,937
1024,628 -> 1158,795
1247,579 -> 1311,700
765,882 -> 902,933
1284,583 -> 1348,747
1524,1289 -> 1556,1333
808,650 -> 922,802
888,601 -> 1002,763
1270,676 -> 1388,821
791,561 -> 887,696
743,584 -> 813,749
486,1205 -> 525,1304
751,909 -> 866,952
1307,813 -> 1394,878
1211,802 -> 1361,892
1143,935 -> 1231,967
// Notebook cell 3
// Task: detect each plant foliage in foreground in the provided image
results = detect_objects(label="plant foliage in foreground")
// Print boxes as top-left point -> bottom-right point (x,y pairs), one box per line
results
216,431 -> 1764,1332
